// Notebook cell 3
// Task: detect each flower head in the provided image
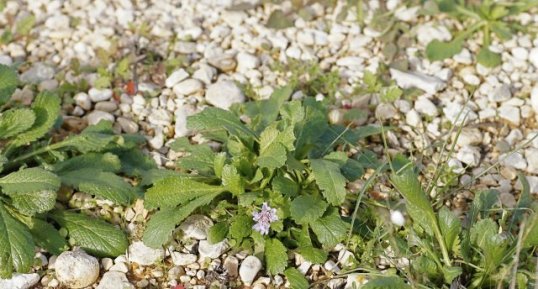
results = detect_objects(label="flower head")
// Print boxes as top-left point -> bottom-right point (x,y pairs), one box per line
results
252,202 -> 278,235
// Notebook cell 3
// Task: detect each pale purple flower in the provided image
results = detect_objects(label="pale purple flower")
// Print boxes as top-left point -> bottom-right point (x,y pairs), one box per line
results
252,202 -> 278,235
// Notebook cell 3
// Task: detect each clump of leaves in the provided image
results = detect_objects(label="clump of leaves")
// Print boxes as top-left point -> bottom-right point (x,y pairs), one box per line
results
427,0 -> 538,67
143,86 -> 382,282
389,155 -> 538,288
0,13 -> 36,44
272,60 -> 341,98
0,64 -> 153,277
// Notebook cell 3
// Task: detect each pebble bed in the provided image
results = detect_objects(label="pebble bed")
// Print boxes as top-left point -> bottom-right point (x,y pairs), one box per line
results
1,0 -> 538,288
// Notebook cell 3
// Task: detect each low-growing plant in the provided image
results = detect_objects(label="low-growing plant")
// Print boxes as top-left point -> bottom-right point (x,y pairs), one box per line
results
142,86 -> 383,284
0,64 -> 153,277
361,155 -> 538,288
427,0 -> 538,67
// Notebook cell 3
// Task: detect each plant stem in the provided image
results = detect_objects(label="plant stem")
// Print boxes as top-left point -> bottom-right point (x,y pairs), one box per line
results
5,141 -> 66,169
433,223 -> 452,267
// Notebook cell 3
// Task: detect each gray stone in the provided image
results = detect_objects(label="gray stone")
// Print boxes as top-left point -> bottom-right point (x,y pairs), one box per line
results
0,273 -> 40,289
489,85 -> 511,102
173,79 -> 203,96
74,92 -> 92,110
456,145 -> 481,167
117,117 -> 139,133
390,68 -> 446,94
165,69 -> 189,88
375,103 -> 398,120
20,63 -> 54,83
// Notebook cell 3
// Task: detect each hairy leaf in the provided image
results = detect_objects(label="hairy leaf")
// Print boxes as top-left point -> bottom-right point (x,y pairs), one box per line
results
144,176 -> 224,209
188,107 -> 256,142
9,190 -> 56,216
362,276 -> 412,289
290,196 -> 328,225
310,211 -> 348,249
27,218 -> 67,255
222,164 -> 243,196
0,64 -> 18,105
0,204 -> 34,278
0,167 -> 60,194
54,152 -> 122,173
265,238 -> 288,275
284,268 -> 309,289
438,207 -> 461,253
0,108 -> 35,139
230,214 -> 253,241
208,222 -> 229,244
310,159 -> 347,205
426,39 -> 463,61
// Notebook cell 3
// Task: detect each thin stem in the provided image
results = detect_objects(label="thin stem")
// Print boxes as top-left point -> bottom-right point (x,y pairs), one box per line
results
5,141 -> 67,169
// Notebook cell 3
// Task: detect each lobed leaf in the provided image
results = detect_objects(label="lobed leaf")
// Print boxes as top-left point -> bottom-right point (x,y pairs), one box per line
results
290,195 -> 328,225
310,211 -> 348,249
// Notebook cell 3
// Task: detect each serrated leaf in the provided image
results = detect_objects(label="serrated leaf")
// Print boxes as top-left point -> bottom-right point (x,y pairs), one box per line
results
27,218 -> 67,255
290,195 -> 328,225
172,138 -> 216,174
0,167 -> 60,194
0,64 -> 18,105
0,204 -> 34,278
298,246 -> 327,264
266,9 -> 294,29
59,168 -> 136,205
468,189 -> 499,225
438,207 -> 461,254
144,176 -> 224,209
265,238 -> 288,275
222,164 -> 243,196
9,190 -> 56,216
280,100 -> 305,125
54,152 -> 121,173
143,192 -> 219,248
310,211 -> 348,249
114,148 -> 157,176
208,222 -> 228,244
271,174 -> 298,197
362,276 -> 412,289
243,85 -> 293,132
477,47 -> 502,68
310,159 -> 347,205
0,108 -> 35,139
61,132 -> 117,153
50,210 -> 127,257
284,268 -> 308,289
257,126 -> 291,170
442,266 -> 462,284
11,91 -> 60,146
470,219 -> 498,249
188,107 -> 256,143
230,214 -> 253,241
426,39 -> 463,61
213,152 -> 227,178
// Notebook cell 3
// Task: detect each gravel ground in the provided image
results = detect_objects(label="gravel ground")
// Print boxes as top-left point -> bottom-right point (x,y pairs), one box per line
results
1,0 -> 538,288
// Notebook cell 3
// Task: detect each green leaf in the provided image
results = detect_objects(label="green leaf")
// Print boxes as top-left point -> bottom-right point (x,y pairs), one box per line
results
144,176 -> 224,209
230,214 -> 253,241
470,219 -> 497,249
280,100 -> 305,125
390,160 -> 436,235
491,22 -> 513,41
298,246 -> 327,264
0,204 -> 34,278
213,152 -> 227,178
59,168 -> 136,205
438,207 -> 461,253
509,174 -> 531,229
9,190 -> 56,216
265,238 -> 288,275
0,64 -> 18,105
11,91 -> 61,146
477,47 -> 502,68
15,14 -> 35,35
426,39 -> 463,61
257,126 -> 291,170
222,164 -> 244,196
362,276 -> 412,289
284,268 -> 308,289
208,222 -> 229,244
172,138 -> 216,174
243,85 -> 292,132
50,210 -> 127,257
271,174 -> 298,197
53,152 -> 122,173
27,218 -> 67,255
266,9 -> 294,29
0,108 -> 35,139
442,266 -> 462,284
523,211 -> 538,248
310,159 -> 347,205
143,192 -> 220,248
380,85 -> 402,103
187,107 -> 257,143
290,195 -> 328,225
310,211 -> 348,249
468,189 -> 499,225
0,167 -> 60,194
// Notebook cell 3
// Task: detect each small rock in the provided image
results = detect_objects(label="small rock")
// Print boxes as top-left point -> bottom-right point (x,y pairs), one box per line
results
117,117 -> 139,133
208,55 -> 236,72
531,86 -> 538,114
128,241 -> 164,266
20,63 -> 54,83
529,47 -> 538,68
498,105 -> 520,125
337,250 -> 355,267
390,68 -> 446,94
224,256 -> 239,278
236,52 -> 259,72
405,109 -> 421,127
87,110 -> 114,125
489,85 -> 511,102
171,252 -> 197,266
179,215 -> 213,240
375,103 -> 398,120
88,88 -> 113,102
173,79 -> 203,96
205,80 -> 245,110
74,92 -> 92,110
109,262 -> 129,273
95,101 -> 118,112
192,64 -> 216,85
526,148 -> 538,174
239,256 -> 262,286
166,69 -> 189,88
96,272 -> 134,289
414,97 -> 438,117
344,274 -> 367,289
324,260 -> 340,273
456,128 -> 482,146
456,145 -> 481,167
55,249 -> 99,288
0,273 -> 40,289
198,240 -> 229,259
500,152 -> 527,170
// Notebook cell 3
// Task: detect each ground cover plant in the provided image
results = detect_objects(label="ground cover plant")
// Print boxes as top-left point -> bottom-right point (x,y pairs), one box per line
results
0,64 -> 151,278
142,86 -> 384,284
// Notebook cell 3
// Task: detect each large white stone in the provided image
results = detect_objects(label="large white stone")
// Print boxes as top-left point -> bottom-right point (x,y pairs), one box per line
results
198,240 -> 229,259
179,215 -> 213,240
96,272 -> 134,289
390,68 -> 446,94
171,252 -> 197,266
165,69 -> 189,88
205,80 -> 245,110
88,88 -> 113,102
87,110 -> 114,125
173,79 -> 203,96
0,273 -> 40,289
239,256 -> 262,286
55,249 -> 99,288
128,241 -> 164,266
456,145 -> 481,167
